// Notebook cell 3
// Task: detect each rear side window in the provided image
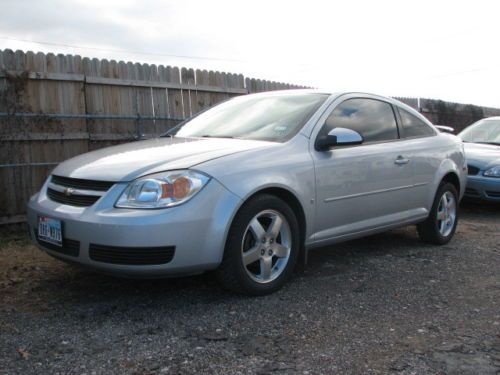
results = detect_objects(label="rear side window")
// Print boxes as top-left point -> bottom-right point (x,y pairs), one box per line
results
321,98 -> 398,143
399,108 -> 435,138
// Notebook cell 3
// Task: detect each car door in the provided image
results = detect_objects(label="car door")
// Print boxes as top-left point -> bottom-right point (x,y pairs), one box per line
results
396,106 -> 441,211
310,96 -> 416,244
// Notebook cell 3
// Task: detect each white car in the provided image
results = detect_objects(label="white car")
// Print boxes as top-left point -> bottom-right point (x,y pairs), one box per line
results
28,91 -> 467,295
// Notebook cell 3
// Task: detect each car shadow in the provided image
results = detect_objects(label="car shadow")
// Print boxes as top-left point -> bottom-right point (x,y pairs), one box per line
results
301,226 -> 431,277
28,226 -> 425,309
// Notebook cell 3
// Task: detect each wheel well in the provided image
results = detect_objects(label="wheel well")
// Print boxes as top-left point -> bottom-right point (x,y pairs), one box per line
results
246,187 -> 307,251
441,172 -> 460,193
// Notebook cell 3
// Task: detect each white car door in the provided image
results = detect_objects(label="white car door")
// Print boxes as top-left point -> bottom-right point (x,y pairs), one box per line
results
396,107 -> 443,211
310,96 -> 417,245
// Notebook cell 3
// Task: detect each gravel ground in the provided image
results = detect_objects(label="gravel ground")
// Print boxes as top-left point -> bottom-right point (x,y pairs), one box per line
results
0,202 -> 499,375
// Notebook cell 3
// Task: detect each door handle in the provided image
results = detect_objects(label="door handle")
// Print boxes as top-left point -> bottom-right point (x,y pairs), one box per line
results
394,156 -> 410,165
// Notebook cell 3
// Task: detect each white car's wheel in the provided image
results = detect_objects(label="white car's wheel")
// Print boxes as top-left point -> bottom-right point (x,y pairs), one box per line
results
417,182 -> 459,245
216,194 -> 300,295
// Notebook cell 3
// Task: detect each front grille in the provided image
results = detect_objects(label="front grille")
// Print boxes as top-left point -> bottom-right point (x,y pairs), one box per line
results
51,175 -> 115,191
34,230 -> 80,257
47,175 -> 115,207
486,191 -> 500,198
465,188 -> 480,196
467,165 -> 480,175
47,188 -> 101,207
89,244 -> 175,265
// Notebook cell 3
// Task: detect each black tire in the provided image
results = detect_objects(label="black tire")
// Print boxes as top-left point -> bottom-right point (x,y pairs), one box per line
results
216,194 -> 300,296
417,182 -> 459,245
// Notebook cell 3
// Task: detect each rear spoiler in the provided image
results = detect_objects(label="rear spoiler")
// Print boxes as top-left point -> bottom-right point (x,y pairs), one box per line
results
435,125 -> 455,134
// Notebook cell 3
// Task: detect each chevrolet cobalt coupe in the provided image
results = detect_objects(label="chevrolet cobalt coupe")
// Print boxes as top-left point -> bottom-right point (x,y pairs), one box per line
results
28,91 -> 467,295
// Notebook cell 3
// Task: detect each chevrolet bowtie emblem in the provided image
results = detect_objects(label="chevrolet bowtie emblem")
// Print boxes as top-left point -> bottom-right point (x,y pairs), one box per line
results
64,187 -> 75,196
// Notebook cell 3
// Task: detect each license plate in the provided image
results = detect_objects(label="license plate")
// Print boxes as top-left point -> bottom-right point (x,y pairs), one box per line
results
38,216 -> 62,246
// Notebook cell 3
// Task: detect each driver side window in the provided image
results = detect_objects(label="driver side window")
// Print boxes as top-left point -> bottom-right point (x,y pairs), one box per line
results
321,98 -> 399,143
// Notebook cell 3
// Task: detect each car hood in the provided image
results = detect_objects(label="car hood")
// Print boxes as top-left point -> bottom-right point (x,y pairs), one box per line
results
464,142 -> 500,169
52,137 -> 275,181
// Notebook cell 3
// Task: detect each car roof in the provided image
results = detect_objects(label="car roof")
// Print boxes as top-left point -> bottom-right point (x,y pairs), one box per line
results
250,89 -> 408,106
251,89 -> 421,114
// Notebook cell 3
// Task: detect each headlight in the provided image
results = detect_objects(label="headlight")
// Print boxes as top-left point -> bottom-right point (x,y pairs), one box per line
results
115,170 -> 210,209
484,166 -> 500,178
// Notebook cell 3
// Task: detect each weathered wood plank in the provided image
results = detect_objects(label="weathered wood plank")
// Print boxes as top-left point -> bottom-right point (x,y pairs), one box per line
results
166,66 -> 184,122
1,49 -> 16,70
14,50 -> 26,70
0,214 -> 27,225
195,69 -> 211,112
181,68 -> 196,117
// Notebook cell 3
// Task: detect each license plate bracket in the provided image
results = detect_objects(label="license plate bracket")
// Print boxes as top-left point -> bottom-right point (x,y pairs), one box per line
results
38,216 -> 62,246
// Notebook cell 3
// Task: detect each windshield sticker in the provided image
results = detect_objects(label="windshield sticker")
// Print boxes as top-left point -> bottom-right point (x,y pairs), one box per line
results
274,126 -> 288,134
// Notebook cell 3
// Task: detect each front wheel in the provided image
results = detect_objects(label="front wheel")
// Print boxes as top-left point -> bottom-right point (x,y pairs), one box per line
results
216,194 -> 300,295
417,182 -> 459,245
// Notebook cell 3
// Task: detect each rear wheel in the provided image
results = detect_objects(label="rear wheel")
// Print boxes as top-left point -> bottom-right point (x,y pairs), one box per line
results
216,194 -> 300,295
417,182 -> 459,245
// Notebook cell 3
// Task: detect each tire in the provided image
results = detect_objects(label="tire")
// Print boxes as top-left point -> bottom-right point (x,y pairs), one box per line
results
417,182 -> 459,245
216,194 -> 300,296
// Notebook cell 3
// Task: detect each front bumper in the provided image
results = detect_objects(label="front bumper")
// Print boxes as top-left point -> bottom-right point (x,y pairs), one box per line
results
464,175 -> 500,202
27,179 -> 241,277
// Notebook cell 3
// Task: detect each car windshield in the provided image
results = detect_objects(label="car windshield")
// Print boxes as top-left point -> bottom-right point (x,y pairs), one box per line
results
164,93 -> 328,142
459,119 -> 500,145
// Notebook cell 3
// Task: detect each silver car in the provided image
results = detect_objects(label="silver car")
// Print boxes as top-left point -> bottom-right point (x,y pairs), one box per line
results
27,91 -> 467,295
459,117 -> 500,202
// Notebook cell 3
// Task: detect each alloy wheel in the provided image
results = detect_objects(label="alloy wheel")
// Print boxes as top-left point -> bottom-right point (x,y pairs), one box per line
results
436,191 -> 457,237
241,209 -> 292,283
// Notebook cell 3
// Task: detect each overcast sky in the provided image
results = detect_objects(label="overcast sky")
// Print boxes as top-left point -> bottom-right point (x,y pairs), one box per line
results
1,0 -> 500,107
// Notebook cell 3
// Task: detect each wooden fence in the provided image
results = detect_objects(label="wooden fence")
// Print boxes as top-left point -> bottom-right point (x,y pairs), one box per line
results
1,48 -> 500,226
0,49 -> 309,225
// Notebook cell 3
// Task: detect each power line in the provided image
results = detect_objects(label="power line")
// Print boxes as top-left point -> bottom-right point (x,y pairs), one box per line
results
0,36 -> 246,63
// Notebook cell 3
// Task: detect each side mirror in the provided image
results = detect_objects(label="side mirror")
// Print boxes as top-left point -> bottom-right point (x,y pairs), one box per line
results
315,127 -> 364,151
435,125 -> 455,134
